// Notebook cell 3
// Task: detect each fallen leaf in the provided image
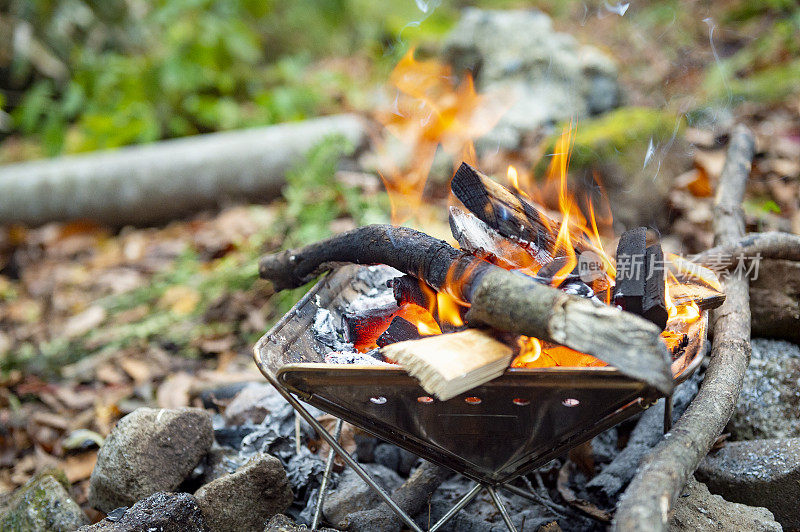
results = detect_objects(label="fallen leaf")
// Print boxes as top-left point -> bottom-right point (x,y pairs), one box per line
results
63,306 -> 106,338
159,285 -> 201,315
157,372 -> 194,409
63,452 -> 97,483
119,358 -> 151,384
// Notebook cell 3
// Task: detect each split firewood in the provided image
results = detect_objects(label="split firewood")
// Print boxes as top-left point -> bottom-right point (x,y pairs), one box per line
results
451,162 -> 584,255
448,205 -> 549,269
614,124 -> 756,532
259,224 -> 674,394
380,329 -> 514,400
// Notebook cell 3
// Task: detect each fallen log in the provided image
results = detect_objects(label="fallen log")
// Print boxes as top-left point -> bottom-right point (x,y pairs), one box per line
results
259,224 -> 674,394
339,461 -> 452,531
613,124 -> 755,531
0,114 -> 366,227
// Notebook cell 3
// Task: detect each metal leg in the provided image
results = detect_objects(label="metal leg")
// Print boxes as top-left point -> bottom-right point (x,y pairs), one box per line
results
429,482 -> 482,532
499,483 -> 567,518
260,371 -> 424,532
663,394 -> 673,434
312,418 -> 343,531
487,486 -> 517,532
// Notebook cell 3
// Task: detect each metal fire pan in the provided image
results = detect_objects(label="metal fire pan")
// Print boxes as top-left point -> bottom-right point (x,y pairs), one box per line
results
254,265 -> 706,486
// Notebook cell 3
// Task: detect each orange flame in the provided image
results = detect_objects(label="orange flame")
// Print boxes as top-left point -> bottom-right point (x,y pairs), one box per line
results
376,49 -> 507,225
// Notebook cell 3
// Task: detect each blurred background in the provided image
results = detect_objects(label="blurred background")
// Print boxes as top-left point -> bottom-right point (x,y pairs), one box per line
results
0,0 -> 798,521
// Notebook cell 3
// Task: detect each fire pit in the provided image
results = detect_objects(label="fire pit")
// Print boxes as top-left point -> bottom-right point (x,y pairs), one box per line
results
254,260 -> 710,531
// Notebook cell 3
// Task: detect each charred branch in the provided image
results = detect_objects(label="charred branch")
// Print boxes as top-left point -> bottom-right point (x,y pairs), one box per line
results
259,224 -> 674,394
613,124 -> 756,532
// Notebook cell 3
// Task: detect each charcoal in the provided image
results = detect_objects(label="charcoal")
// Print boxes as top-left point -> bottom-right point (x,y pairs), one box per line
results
376,316 -> 423,347
390,275 -> 433,309
643,244 -> 668,330
343,300 -> 398,344
612,227 -> 647,315
612,228 -> 667,329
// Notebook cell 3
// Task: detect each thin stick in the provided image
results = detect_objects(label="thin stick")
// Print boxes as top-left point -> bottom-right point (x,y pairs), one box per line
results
613,124 -> 755,531
693,231 -> 800,266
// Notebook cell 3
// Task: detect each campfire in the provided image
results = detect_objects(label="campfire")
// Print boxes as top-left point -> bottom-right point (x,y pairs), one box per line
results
252,50 -> 730,532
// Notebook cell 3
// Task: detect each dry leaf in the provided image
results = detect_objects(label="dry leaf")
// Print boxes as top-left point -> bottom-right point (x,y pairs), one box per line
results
157,372 -> 194,409
119,358 -> 151,384
63,306 -> 106,339
63,452 -> 97,483
159,285 -> 201,315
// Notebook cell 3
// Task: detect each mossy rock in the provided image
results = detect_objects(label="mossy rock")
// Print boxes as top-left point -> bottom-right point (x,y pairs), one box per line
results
0,472 -> 89,532
541,107 -> 682,172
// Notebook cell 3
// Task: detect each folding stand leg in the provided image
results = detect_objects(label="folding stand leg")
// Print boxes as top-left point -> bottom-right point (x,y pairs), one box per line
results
311,418 -> 343,531
261,371 -> 424,532
487,486 -> 518,532
429,482 -> 482,532
663,394 -> 673,434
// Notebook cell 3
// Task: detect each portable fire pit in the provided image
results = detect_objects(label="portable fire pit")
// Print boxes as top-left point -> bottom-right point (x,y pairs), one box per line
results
254,263 -> 709,532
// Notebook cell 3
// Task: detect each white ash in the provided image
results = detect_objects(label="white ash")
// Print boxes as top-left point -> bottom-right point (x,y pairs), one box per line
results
312,265 -> 402,361
313,308 -> 351,352
324,350 -> 392,366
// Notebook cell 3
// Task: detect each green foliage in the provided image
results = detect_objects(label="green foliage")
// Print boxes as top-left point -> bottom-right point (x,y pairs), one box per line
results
280,135 -> 387,246
704,3 -> 800,103
3,0 -> 465,157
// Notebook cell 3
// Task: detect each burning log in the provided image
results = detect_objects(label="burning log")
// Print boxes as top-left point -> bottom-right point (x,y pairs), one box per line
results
451,162 -> 576,257
344,301 -> 398,345
448,206 -> 545,270
614,124 -> 756,532
380,329 -> 514,400
612,227 -> 668,330
376,316 -> 425,348
259,224 -> 674,394
390,275 -> 433,309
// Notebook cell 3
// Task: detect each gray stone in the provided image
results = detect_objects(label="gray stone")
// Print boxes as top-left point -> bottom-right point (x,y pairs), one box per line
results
264,513 -> 337,531
224,383 -> 285,425
696,438 -> 800,529
0,471 -> 89,531
323,463 -> 403,526
729,339 -> 800,440
77,492 -> 208,531
195,453 -> 293,532
373,443 -> 419,477
670,478 -> 780,531
443,9 -> 619,150
88,407 -> 214,513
